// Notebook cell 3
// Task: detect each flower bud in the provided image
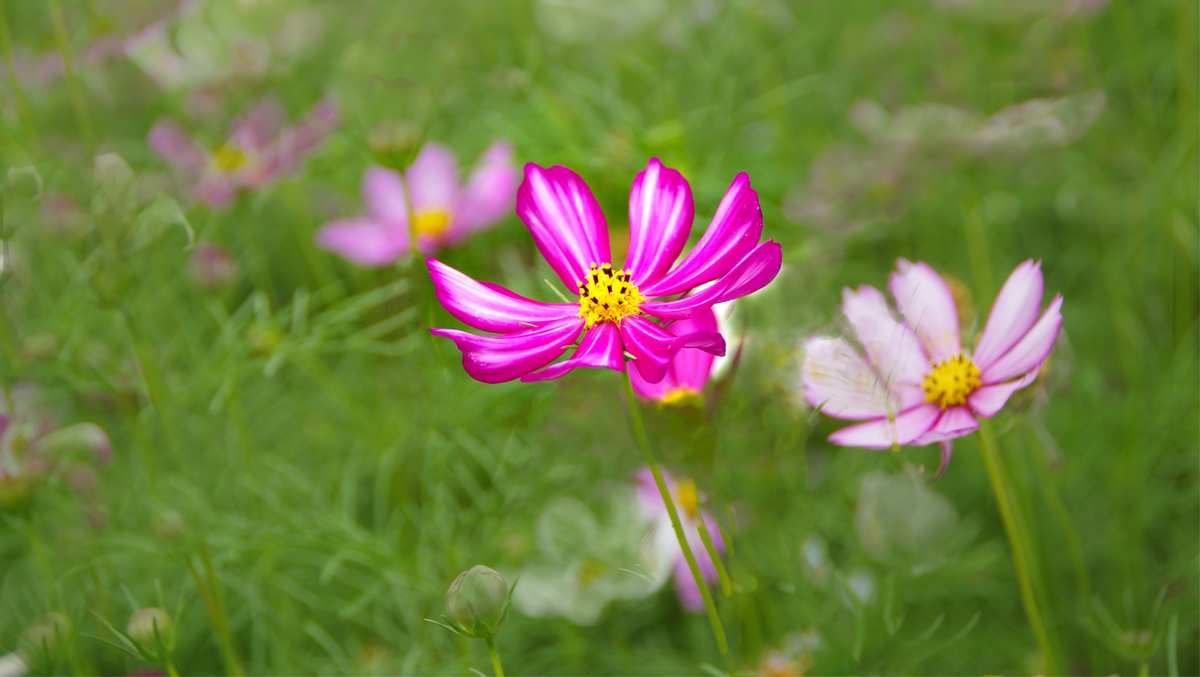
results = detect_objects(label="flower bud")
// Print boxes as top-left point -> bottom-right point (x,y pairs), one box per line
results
446,565 -> 509,639
21,612 -> 70,658
126,607 -> 174,649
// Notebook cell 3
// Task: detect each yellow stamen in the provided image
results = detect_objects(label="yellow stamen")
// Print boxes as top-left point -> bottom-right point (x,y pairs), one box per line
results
211,144 -> 248,173
674,478 -> 700,521
577,263 -> 644,328
659,388 -> 703,407
414,209 -> 452,239
921,353 -> 982,409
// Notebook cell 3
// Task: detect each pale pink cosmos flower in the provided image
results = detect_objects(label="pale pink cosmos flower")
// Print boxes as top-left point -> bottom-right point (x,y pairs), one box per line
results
634,467 -> 725,612
630,305 -> 719,404
802,259 -> 1063,476
316,142 -> 518,266
148,95 -> 338,209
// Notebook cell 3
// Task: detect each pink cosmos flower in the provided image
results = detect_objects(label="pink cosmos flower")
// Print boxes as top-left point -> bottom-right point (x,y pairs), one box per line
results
148,95 -> 338,209
802,259 -> 1063,475
316,142 -> 518,266
630,305 -> 718,404
428,158 -> 782,383
634,467 -> 725,612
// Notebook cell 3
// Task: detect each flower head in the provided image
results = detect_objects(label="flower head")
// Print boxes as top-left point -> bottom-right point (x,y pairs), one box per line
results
802,259 -> 1063,476
634,467 -> 725,612
429,158 -> 782,383
316,142 -> 518,266
148,95 -> 338,209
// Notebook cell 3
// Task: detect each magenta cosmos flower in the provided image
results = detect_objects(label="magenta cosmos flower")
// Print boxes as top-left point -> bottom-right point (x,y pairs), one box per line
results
149,95 -> 338,209
802,259 -> 1063,474
635,468 -> 725,612
428,158 -> 782,384
630,305 -> 718,404
316,142 -> 517,266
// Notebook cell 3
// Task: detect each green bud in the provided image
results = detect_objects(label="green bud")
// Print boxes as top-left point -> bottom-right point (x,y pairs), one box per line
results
446,565 -> 510,639
21,612 -> 71,658
126,607 -> 174,649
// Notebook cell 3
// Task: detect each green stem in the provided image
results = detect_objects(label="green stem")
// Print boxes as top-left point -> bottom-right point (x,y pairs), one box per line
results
622,372 -> 728,655
48,0 -> 94,152
697,518 -> 733,597
485,638 -> 505,677
165,660 -> 181,677
978,422 -> 1057,674
188,547 -> 244,677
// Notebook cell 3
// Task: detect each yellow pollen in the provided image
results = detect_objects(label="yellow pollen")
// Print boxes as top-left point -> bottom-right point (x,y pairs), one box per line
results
674,479 -> 700,521
211,144 -> 248,173
577,263 -> 644,328
414,209 -> 452,239
659,388 -> 702,407
921,353 -> 982,409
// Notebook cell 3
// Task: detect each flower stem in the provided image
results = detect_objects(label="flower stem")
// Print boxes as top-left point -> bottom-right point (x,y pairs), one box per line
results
977,422 -> 1058,674
485,638 -> 505,677
622,371 -> 728,655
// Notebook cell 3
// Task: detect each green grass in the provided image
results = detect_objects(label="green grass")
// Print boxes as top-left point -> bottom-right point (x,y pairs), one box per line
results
1,0 -> 1196,674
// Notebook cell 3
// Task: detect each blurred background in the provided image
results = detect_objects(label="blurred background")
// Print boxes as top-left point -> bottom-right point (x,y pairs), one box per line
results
0,0 -> 1196,674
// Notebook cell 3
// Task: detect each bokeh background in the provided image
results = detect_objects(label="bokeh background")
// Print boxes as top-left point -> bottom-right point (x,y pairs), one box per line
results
1,0 -> 1197,674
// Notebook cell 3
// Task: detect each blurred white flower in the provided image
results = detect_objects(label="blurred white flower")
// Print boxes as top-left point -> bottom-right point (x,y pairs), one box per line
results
856,471 -> 959,571
536,0 -> 668,44
800,535 -> 830,588
0,653 -> 26,677
846,570 -> 875,604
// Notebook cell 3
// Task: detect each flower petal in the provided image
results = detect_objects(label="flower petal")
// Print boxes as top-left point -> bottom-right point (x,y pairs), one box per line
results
641,172 -> 763,297
619,316 -> 724,384
427,259 -> 578,332
980,295 -> 1063,384
521,323 -> 625,382
316,218 -> 408,266
640,241 -> 781,319
625,158 -> 694,286
363,166 -> 409,224
934,441 -> 954,479
407,142 -> 460,213
801,337 -> 899,420
827,404 -> 941,449
888,259 -> 961,361
516,163 -> 612,289
968,369 -> 1040,418
260,97 -> 339,182
456,141 -> 518,232
431,318 -> 583,384
148,121 -> 206,175
231,96 -> 287,152
841,285 -> 928,404
631,307 -> 718,399
194,176 -> 237,209
972,259 -> 1044,370
912,406 -> 978,445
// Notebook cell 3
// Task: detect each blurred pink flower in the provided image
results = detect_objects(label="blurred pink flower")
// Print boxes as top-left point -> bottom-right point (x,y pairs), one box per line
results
316,142 -> 518,266
802,259 -> 1063,476
188,241 -> 239,290
634,467 -> 724,612
630,306 -> 718,404
148,95 -> 338,209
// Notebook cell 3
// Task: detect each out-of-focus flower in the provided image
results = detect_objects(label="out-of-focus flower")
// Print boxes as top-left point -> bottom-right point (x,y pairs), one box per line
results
317,142 -> 517,266
19,612 -> 70,658
126,607 -> 174,649
800,535 -> 831,588
429,158 -> 782,384
188,242 -> 239,290
630,306 -> 718,405
536,0 -> 668,44
934,0 -> 1108,21
856,470 -> 958,568
0,652 -> 27,677
149,95 -> 338,209
802,259 -> 1063,475
845,570 -> 875,605
634,467 -> 724,612
445,566 -> 510,640
512,494 -> 673,624
970,91 -> 1106,156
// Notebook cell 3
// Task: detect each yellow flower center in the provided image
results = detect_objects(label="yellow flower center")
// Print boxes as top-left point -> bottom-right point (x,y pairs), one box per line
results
659,388 -> 702,407
578,263 -> 644,328
921,353 -> 982,409
674,478 -> 700,521
414,209 -> 452,239
211,144 -> 248,173
578,558 -> 607,589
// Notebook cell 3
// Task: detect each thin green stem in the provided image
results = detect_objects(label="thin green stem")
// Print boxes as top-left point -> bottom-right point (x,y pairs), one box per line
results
485,638 -> 505,677
188,547 -> 244,677
697,518 -> 733,597
622,372 -> 728,655
165,660 -> 181,677
48,0 -> 95,152
977,422 -> 1058,674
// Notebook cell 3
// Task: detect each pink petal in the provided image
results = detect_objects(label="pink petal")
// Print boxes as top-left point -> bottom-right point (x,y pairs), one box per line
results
619,316 -> 724,384
980,295 -> 1063,384
972,260 -> 1044,370
231,96 -> 287,152
934,441 -> 954,479
641,172 -> 763,297
827,404 -> 941,449
521,323 -> 624,382
428,259 -> 579,333
363,166 -> 410,225
408,142 -> 460,213
194,176 -> 238,209
624,158 -> 694,286
516,163 -> 612,289
640,241 -> 782,319
456,141 -> 518,233
801,337 -> 898,419
316,218 -> 408,266
263,96 -> 339,180
430,318 -> 584,384
673,557 -> 705,612
889,259 -> 961,361
841,285 -> 928,404
968,369 -> 1040,418
631,307 -> 718,400
911,406 -> 978,445
148,121 -> 206,175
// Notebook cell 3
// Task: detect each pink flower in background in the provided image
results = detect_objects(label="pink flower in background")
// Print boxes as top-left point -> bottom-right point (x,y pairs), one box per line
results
316,142 -> 518,266
148,95 -> 338,209
429,158 -> 782,384
802,259 -> 1063,476
634,468 -> 724,612
630,305 -> 718,404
